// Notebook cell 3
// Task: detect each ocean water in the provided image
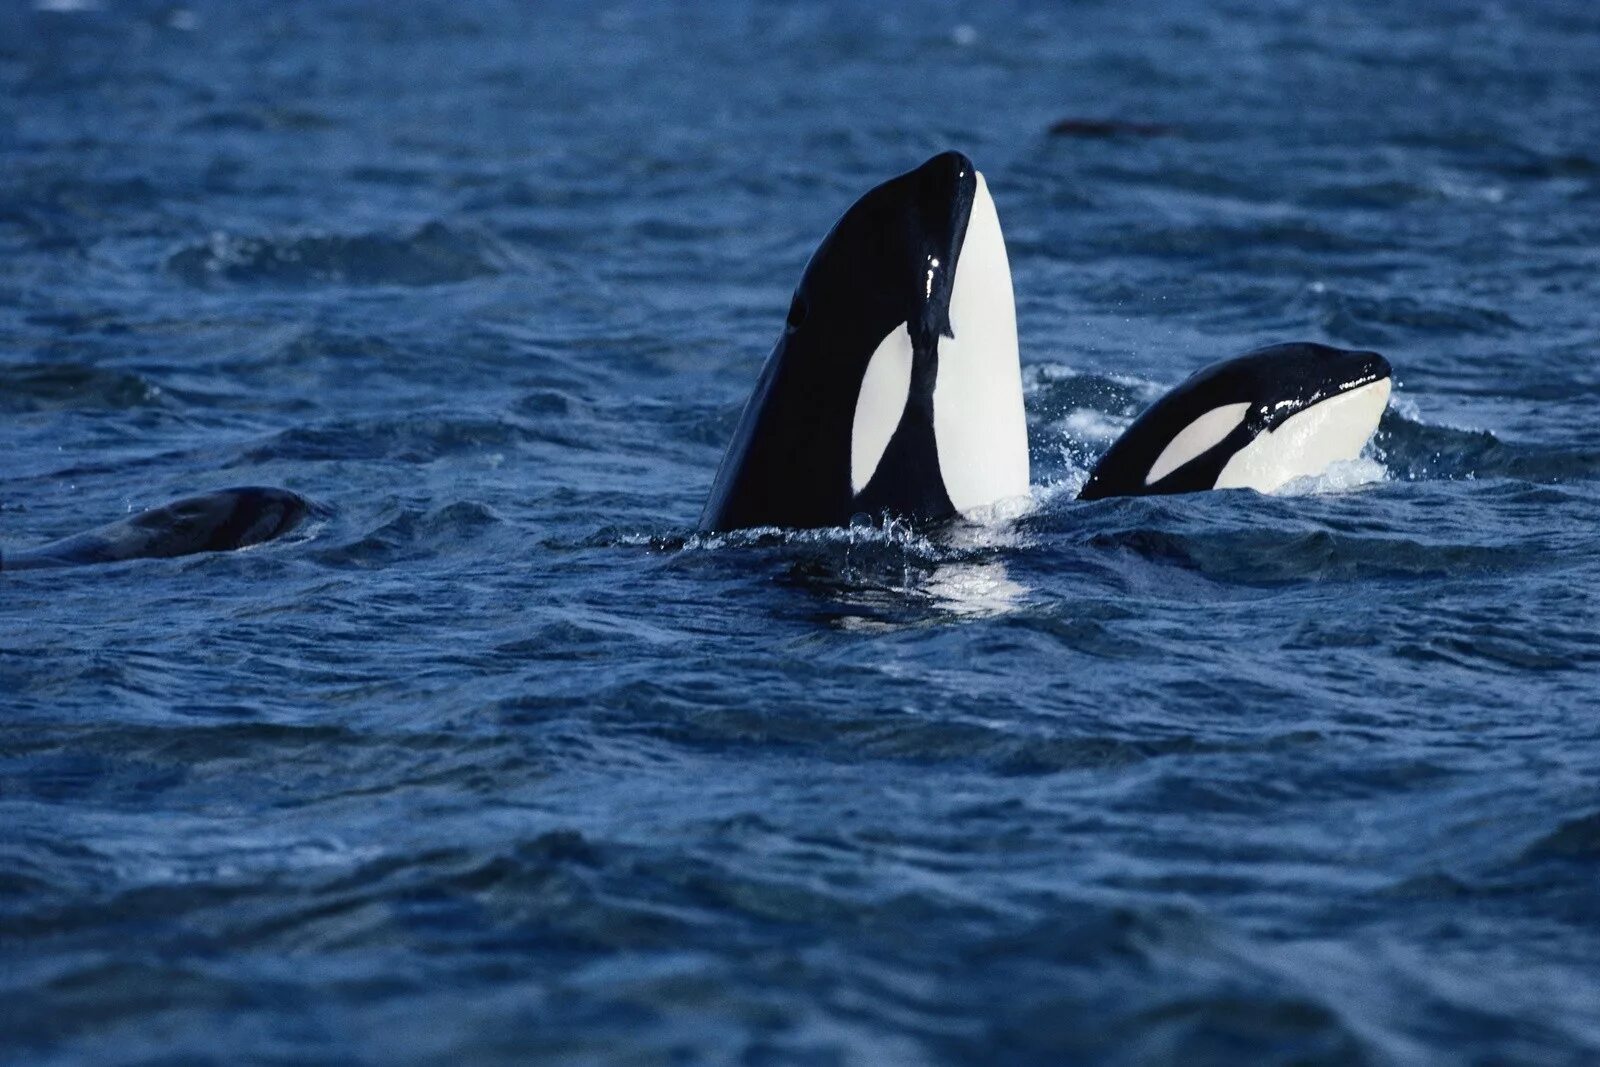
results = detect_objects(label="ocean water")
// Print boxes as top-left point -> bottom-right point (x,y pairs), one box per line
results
4,0 -> 1600,1063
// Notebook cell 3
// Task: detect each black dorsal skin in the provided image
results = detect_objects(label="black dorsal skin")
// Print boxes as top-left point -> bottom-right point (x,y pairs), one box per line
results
699,152 -> 978,532
1078,342 -> 1391,501
1,487 -> 311,572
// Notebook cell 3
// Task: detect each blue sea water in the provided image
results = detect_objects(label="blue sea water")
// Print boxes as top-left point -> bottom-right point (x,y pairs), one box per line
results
4,0 -> 1600,1062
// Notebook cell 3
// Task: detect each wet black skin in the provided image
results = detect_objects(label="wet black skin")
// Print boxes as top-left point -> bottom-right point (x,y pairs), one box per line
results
1,487 -> 311,571
699,152 -> 979,532
1078,342 -> 1392,501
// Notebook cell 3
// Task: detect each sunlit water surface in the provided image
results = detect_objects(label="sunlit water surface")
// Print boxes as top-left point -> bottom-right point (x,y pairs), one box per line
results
4,1 -> 1600,1064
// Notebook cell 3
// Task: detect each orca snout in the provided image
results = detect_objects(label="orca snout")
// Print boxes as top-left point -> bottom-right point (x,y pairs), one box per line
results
910,150 -> 975,186
1338,347 -> 1392,392
227,487 -> 312,546
898,152 -> 981,341
907,152 -> 977,241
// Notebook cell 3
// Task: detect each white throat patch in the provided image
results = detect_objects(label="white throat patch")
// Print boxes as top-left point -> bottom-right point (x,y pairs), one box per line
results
1215,377 -> 1392,493
930,172 -> 1031,515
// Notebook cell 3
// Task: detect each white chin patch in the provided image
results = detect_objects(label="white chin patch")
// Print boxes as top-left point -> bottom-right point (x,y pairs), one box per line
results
1146,402 -> 1250,485
1215,377 -> 1392,493
850,322 -> 914,495
931,171 -> 1031,515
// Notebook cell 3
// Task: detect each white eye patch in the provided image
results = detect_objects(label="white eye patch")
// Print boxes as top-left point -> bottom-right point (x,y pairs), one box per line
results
850,322 -> 914,495
1145,402 -> 1251,485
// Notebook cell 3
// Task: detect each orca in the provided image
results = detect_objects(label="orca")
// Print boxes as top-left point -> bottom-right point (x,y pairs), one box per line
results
0,487 -> 310,571
1078,342 -> 1392,501
700,151 -> 1030,532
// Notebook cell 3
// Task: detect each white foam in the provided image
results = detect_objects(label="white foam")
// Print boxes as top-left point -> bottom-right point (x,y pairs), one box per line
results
1273,455 -> 1389,496
1060,408 -> 1129,444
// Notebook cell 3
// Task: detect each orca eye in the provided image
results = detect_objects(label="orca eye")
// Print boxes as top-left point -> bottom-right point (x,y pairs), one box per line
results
785,293 -> 807,331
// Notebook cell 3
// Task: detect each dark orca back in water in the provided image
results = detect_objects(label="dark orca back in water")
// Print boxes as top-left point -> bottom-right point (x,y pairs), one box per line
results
700,151 -> 1030,532
1079,343 -> 1393,501
1,487 -> 310,572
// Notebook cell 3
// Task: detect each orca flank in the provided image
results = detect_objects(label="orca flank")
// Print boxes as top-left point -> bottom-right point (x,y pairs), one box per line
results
1079,343 -> 1392,501
1,487 -> 312,572
699,152 -> 1029,532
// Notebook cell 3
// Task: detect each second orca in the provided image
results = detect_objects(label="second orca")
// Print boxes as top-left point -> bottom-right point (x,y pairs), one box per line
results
1079,342 -> 1393,501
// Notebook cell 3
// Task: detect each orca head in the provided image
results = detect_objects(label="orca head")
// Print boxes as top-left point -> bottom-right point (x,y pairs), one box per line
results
700,151 -> 1029,531
1079,342 -> 1392,500
124,486 -> 311,554
210,487 -> 311,549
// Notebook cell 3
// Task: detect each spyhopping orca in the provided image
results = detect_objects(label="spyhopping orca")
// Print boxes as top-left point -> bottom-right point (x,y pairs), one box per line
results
0,487 -> 309,571
700,151 -> 1030,532
1079,343 -> 1392,501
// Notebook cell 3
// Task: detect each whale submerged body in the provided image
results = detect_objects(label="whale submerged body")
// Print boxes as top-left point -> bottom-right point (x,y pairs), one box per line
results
1,487 -> 310,572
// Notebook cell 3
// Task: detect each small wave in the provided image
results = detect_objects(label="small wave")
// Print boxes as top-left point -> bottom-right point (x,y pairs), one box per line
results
166,222 -> 512,288
310,501 -> 505,568
1030,363 -> 1158,422
1372,405 -> 1600,484
1486,147 -> 1600,182
1295,287 -> 1519,347
181,108 -> 337,133
1296,179 -> 1446,209
1519,811 -> 1600,862
0,363 -> 165,413
0,173 -> 165,249
1371,409 -> 1502,482
232,413 -> 579,465
1041,489 -> 1547,585
1096,220 -> 1377,260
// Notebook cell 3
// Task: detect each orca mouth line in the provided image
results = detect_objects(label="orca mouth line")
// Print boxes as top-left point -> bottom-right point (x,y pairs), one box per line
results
1255,359 -> 1391,435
